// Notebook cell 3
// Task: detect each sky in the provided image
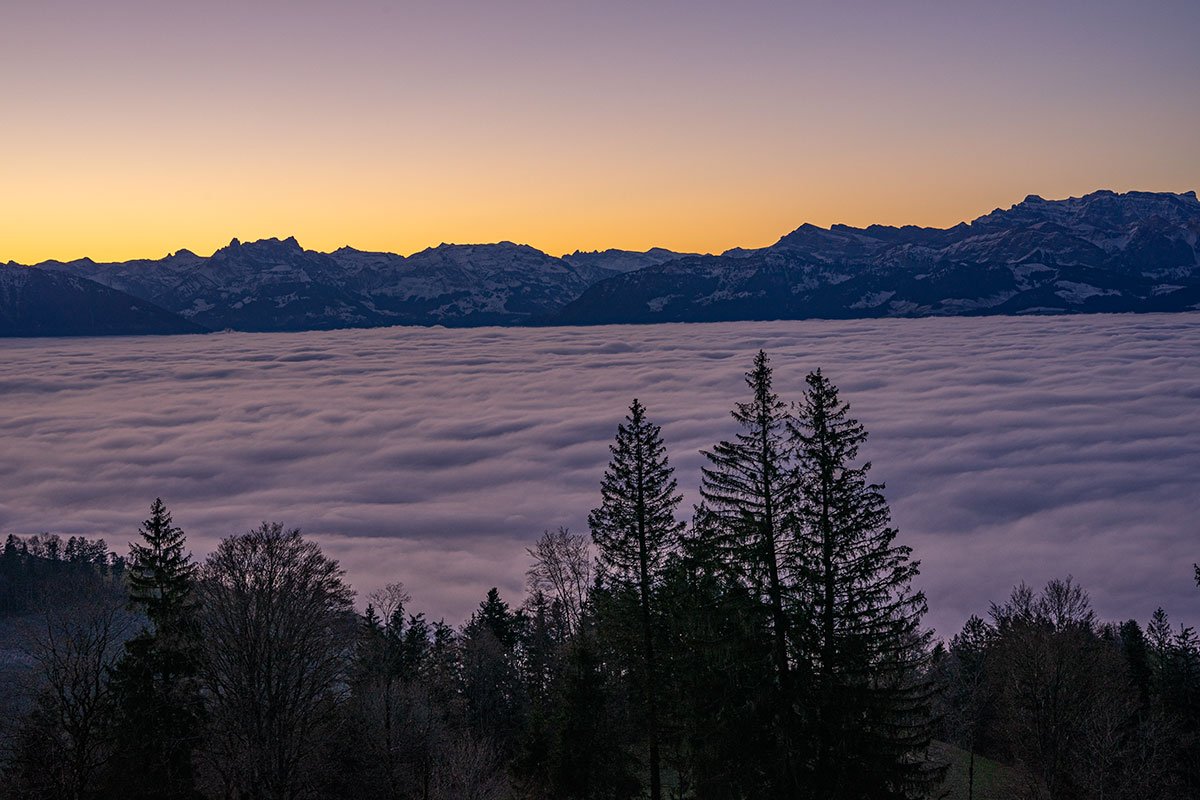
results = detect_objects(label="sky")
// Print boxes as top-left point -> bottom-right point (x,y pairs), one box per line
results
1,315 -> 1198,638
3,0 -> 1199,263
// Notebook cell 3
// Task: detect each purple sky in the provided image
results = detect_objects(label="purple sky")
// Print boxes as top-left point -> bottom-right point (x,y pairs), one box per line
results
3,0 -> 1198,262
2,315 -> 1198,638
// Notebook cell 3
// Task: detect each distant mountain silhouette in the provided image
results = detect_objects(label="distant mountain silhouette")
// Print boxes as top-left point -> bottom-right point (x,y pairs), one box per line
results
549,190 -> 1200,323
561,247 -> 701,274
19,239 -> 684,333
4,190 -> 1198,336
0,267 -> 207,337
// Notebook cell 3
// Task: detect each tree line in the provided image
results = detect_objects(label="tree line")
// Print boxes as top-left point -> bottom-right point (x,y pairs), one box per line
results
0,533 -> 126,618
0,351 -> 1197,800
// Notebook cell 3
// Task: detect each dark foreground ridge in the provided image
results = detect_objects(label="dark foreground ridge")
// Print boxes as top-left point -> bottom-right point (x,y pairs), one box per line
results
3,190 -> 1198,336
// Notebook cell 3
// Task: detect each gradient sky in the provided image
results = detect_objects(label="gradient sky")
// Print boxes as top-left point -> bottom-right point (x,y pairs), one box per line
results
3,0 -> 1199,263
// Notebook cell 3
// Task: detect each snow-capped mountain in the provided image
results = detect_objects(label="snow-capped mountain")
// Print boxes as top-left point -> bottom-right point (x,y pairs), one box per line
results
0,266 -> 206,337
6,189 -> 1198,336
551,190 -> 1200,324
561,248 -> 700,274
333,241 -> 618,326
45,237 -> 377,332
29,238 -> 621,332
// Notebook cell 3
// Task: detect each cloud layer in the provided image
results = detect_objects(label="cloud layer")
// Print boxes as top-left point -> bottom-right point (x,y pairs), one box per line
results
2,314 -> 1198,637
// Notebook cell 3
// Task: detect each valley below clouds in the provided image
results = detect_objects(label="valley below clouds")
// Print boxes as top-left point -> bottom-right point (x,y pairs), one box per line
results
2,314 -> 1198,637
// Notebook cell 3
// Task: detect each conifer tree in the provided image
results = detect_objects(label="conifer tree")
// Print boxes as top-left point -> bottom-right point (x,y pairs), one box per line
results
696,353 -> 798,687
588,398 -> 683,800
127,499 -> 197,627
790,370 -> 936,798
544,624 -> 640,800
469,587 -> 520,649
695,351 -> 802,795
655,555 -> 779,798
107,498 -> 202,799
462,587 -> 524,753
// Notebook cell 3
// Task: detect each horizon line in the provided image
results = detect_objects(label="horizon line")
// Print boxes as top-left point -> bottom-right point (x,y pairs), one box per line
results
6,187 -> 1196,266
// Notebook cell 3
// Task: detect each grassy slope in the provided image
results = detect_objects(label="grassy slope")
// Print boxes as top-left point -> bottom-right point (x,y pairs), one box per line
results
929,740 -> 1025,800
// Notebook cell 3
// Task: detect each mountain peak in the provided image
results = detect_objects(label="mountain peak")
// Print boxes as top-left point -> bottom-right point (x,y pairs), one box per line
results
554,189 -> 1200,325
213,236 -> 304,259
14,189 -> 1200,337
429,241 -> 536,254
772,222 -> 837,248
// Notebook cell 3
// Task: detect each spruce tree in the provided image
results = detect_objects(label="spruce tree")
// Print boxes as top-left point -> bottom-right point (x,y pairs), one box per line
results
106,498 -> 202,799
695,351 -> 802,794
544,624 -> 640,800
790,370 -> 937,798
588,398 -> 683,800
462,587 -> 524,753
656,555 -> 779,798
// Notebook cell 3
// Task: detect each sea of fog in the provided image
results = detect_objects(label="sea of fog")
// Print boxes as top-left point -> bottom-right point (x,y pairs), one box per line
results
2,314 -> 1198,638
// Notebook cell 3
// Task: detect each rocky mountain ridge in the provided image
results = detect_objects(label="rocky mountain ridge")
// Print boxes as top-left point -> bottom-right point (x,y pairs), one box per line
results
8,239 -> 689,334
3,190 -> 1197,336
551,190 -> 1200,323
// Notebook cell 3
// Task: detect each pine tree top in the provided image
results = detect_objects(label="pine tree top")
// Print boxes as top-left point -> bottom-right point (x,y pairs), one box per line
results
589,399 -> 683,590
695,352 -> 796,588
127,498 -> 197,629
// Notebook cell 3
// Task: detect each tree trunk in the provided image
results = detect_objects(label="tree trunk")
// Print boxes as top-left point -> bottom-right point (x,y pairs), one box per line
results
636,450 -> 662,800
968,747 -> 975,800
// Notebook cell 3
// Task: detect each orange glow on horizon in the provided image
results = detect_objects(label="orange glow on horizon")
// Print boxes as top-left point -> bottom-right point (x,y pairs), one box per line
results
5,179 -> 1198,266
2,1 -> 1197,265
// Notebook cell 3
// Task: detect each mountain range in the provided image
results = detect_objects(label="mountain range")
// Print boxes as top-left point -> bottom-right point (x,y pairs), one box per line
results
3,190 -> 1198,336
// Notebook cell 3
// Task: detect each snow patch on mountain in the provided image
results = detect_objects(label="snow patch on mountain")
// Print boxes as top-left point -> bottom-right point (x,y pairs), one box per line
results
11,189 -> 1200,333
1054,281 -> 1120,304
850,291 -> 896,309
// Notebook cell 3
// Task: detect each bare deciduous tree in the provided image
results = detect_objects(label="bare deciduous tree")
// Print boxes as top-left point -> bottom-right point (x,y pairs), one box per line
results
6,596 -> 132,800
990,577 -> 1123,800
196,523 -> 355,800
430,734 -> 510,800
525,527 -> 591,637
369,582 -> 411,625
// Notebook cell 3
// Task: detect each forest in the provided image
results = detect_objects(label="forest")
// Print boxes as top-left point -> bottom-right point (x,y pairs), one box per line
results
0,352 -> 1197,800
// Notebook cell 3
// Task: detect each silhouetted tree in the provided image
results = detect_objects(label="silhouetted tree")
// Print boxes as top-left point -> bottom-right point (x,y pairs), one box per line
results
943,615 -> 996,800
1149,614 -> 1200,795
196,523 -> 356,800
791,368 -> 938,798
526,527 -> 591,638
588,398 -> 683,800
542,622 -> 639,800
655,555 -> 777,799
988,578 -> 1126,800
4,596 -> 132,800
461,588 -> 524,755
0,534 -> 120,619
106,498 -> 203,799
695,350 -> 801,794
